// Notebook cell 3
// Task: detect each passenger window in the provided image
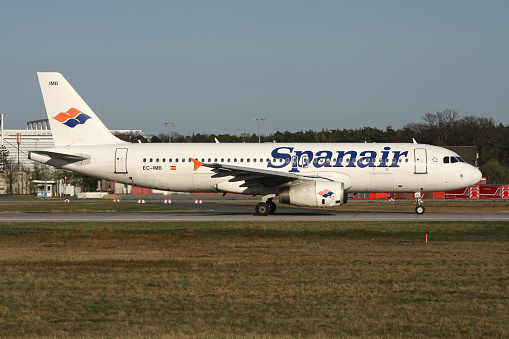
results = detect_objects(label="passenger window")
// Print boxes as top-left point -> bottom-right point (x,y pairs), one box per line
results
143,158 -> 146,163
162,158 -> 166,163
214,158 -> 217,162
156,158 -> 159,162
182,158 -> 185,163
150,158 -> 153,163
175,158 -> 179,163
201,158 -> 205,162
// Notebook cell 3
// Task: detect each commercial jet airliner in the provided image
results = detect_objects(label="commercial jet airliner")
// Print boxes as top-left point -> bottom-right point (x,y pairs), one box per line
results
29,73 -> 482,215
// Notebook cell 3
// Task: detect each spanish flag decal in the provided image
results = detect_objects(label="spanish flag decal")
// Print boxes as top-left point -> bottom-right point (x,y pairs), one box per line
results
170,166 -> 177,171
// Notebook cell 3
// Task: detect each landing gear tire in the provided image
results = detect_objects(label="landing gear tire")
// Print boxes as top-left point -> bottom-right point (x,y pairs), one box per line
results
267,200 -> 276,214
415,205 -> 425,215
255,202 -> 271,216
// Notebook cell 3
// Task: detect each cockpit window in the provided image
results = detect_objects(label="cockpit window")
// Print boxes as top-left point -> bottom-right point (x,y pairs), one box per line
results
444,156 -> 465,164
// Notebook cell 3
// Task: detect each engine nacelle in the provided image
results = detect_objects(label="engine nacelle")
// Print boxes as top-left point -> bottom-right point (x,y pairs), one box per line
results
279,181 -> 347,207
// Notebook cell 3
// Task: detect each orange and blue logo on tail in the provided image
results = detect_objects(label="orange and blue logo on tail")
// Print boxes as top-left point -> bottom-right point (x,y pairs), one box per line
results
317,189 -> 334,198
53,108 -> 91,128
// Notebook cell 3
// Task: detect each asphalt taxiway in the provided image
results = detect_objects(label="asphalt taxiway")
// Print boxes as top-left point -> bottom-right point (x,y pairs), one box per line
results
1,201 -> 508,222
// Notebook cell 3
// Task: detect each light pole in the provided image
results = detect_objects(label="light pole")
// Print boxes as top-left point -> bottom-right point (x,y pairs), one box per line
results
253,118 -> 265,143
165,122 -> 175,143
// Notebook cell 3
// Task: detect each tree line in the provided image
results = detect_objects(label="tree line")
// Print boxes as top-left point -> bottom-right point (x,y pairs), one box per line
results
1,109 -> 506,195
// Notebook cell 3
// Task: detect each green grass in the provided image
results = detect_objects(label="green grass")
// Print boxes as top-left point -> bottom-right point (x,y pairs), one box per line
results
0,221 -> 507,338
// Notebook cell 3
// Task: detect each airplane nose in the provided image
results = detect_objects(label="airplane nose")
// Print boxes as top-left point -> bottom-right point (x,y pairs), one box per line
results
469,166 -> 483,186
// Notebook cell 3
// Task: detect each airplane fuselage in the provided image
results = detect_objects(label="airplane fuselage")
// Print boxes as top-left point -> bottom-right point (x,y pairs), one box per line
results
31,142 -> 481,195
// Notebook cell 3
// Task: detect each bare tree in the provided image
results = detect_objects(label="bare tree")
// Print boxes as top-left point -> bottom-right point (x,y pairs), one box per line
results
422,109 -> 460,145
0,158 -> 21,194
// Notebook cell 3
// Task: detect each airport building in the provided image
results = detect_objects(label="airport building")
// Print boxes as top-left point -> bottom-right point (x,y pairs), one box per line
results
0,115 -> 144,195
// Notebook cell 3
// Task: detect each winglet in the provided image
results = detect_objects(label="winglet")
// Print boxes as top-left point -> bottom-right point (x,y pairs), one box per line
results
190,158 -> 204,171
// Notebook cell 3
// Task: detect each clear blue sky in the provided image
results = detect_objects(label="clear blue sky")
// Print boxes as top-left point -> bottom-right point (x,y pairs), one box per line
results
1,0 -> 508,137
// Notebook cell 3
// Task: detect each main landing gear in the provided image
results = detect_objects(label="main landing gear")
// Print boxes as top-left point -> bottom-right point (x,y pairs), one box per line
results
255,198 -> 277,216
415,191 -> 425,215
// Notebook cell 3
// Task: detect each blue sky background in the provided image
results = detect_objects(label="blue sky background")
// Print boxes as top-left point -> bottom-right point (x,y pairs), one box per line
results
1,0 -> 508,137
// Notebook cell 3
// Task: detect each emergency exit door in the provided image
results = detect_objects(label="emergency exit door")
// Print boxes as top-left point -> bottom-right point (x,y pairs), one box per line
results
414,148 -> 427,174
115,148 -> 128,174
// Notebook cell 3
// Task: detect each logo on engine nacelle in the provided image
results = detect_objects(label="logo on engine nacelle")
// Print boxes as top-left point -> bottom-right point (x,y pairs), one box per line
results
317,189 -> 334,198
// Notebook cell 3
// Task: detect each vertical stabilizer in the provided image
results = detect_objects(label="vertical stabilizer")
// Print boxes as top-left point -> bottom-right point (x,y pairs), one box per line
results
37,72 -> 124,146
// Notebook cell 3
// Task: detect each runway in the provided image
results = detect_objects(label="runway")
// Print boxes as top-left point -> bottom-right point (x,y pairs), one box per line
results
1,201 -> 508,222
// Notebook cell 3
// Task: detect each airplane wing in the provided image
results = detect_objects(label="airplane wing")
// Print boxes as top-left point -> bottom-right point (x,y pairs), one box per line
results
190,158 -> 328,188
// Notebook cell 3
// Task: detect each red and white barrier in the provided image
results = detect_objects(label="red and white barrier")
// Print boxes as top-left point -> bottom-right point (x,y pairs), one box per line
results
138,199 -> 145,204
502,186 -> 509,199
164,199 -> 171,204
194,200 -> 202,204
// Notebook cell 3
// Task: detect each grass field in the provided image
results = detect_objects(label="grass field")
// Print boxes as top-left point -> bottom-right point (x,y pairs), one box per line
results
0,221 -> 507,338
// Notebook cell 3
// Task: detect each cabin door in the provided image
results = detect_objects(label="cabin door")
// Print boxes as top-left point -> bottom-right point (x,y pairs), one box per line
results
414,148 -> 427,174
115,148 -> 128,174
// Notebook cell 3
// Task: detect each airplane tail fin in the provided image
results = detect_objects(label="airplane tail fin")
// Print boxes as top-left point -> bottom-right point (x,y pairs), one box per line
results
37,72 -> 124,146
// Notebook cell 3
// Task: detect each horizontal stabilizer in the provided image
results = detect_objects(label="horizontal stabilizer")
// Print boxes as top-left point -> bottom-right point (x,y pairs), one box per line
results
29,150 -> 89,163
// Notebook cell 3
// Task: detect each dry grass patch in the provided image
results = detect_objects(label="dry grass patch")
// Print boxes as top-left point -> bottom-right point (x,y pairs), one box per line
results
0,221 -> 507,338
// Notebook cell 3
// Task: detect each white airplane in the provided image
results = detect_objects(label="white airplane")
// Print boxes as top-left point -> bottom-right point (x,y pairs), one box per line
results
29,72 -> 482,215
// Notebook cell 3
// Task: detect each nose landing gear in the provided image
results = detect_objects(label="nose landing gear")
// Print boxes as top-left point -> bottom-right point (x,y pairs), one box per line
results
415,191 -> 425,214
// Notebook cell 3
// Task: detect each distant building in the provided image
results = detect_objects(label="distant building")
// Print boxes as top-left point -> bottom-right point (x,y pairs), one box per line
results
444,146 -> 478,167
1,117 -> 144,169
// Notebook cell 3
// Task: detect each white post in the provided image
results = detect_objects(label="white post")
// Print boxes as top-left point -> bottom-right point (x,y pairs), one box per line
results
1,113 -> 3,146
253,118 -> 265,143
165,122 -> 175,143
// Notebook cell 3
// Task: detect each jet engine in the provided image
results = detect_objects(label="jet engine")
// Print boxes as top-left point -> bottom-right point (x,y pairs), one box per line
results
279,181 -> 347,207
